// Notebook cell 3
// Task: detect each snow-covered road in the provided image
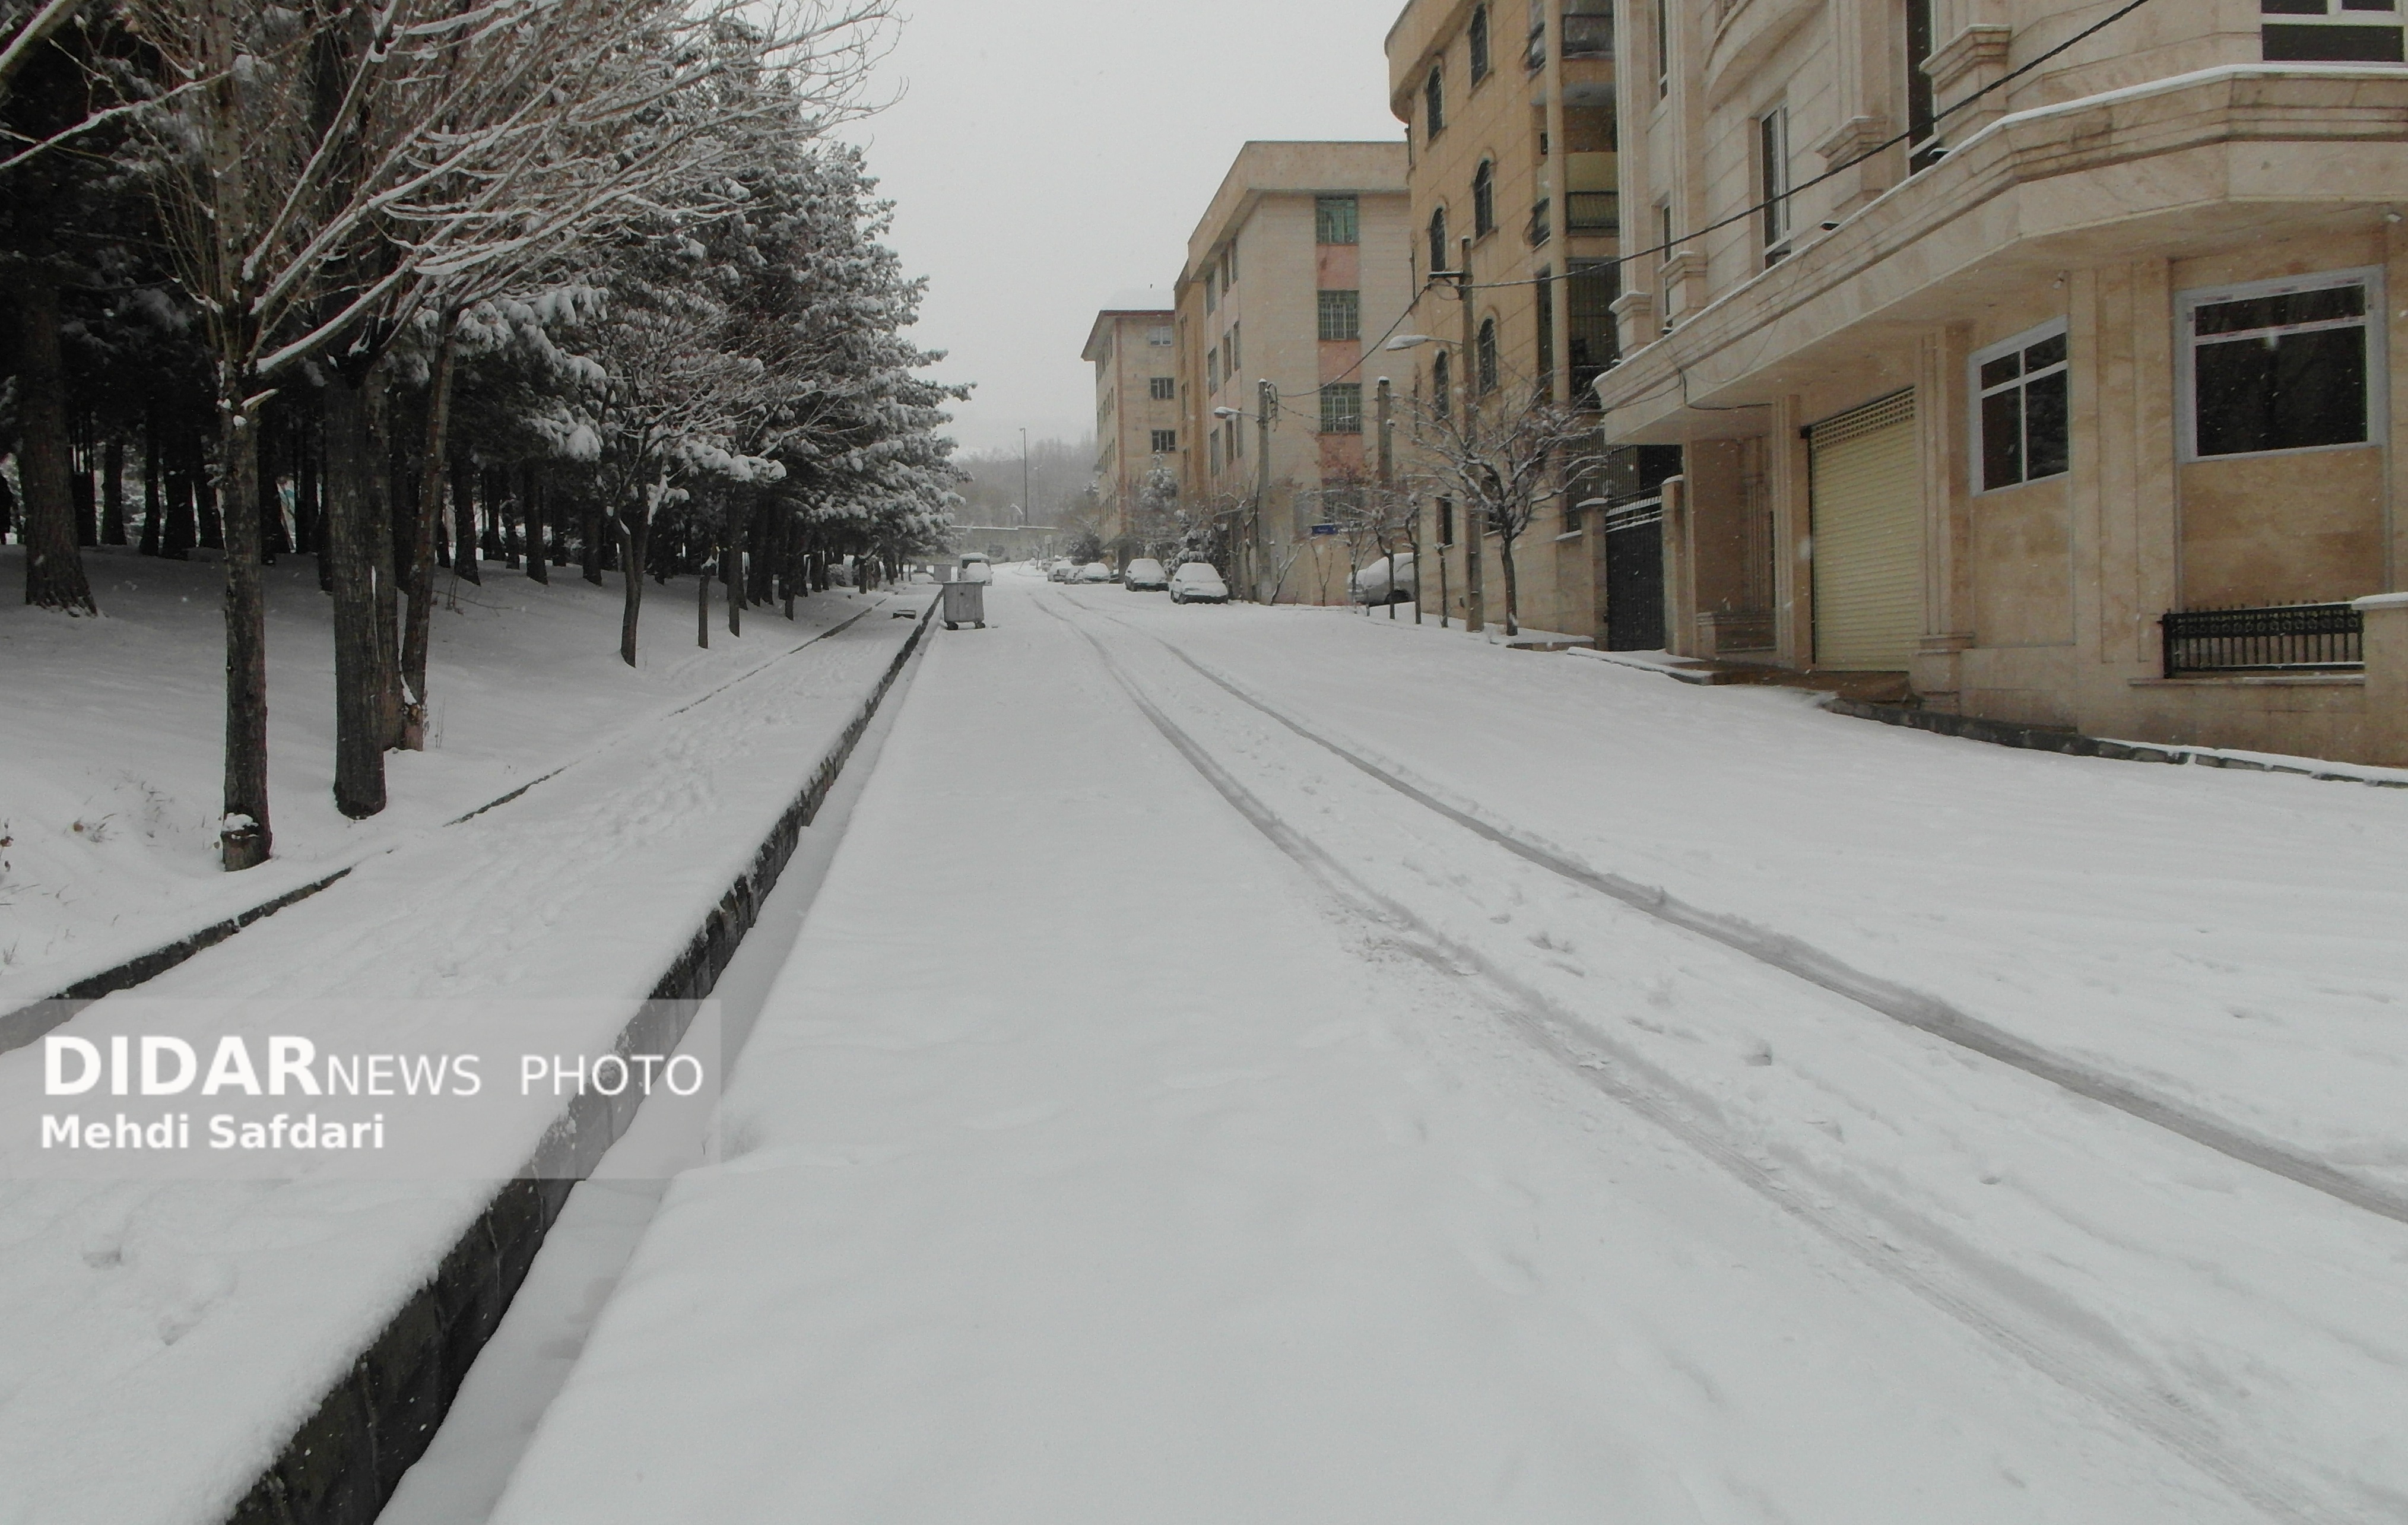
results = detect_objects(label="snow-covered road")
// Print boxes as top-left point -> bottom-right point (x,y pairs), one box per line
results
484,573 -> 2404,1523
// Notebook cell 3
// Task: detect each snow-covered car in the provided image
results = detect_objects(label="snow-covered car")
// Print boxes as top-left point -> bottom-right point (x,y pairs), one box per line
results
1122,557 -> 1169,591
1077,562 -> 1113,583
1168,562 -> 1229,604
1047,558 -> 1078,582
1350,552 -> 1416,605
958,553 -> 994,585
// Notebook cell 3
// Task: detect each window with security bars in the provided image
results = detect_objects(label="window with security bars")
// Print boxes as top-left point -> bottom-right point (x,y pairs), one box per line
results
1425,65 -> 1446,137
1149,376 -> 1174,400
1315,196 -> 1359,245
1151,430 -> 1176,454
2182,272 -> 2376,459
1473,161 -> 1496,237
2263,0 -> 2404,60
1759,107 -> 1792,265
1429,208 -> 1450,274
1432,350 -> 1452,418
1973,324 -> 2068,491
1477,318 -> 1499,393
1318,290 -> 1361,341
1470,4 -> 1492,81
1320,383 -> 1364,434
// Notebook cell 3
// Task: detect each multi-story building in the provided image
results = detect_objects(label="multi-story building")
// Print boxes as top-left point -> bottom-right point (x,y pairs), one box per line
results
1172,141 -> 1413,604
1081,291 -> 1179,559
1597,1 -> 2408,765
1385,0 -> 1623,636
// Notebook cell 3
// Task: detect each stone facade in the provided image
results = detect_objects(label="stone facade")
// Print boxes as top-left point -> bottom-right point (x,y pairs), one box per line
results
1598,0 -> 2408,765
1387,0 -> 1623,636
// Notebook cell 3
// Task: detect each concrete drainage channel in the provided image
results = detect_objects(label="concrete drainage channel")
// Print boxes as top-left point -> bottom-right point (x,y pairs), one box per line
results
189,606 -> 935,1525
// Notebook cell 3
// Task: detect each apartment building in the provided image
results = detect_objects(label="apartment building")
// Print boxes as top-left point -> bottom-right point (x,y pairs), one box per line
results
1173,141 -> 1413,604
1081,291 -> 1179,558
1597,0 -> 2408,765
1385,0 -> 1623,636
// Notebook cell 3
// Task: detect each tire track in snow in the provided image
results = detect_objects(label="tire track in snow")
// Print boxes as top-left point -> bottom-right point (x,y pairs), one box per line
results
1039,592 -> 2331,1525
1080,600 -> 2408,1233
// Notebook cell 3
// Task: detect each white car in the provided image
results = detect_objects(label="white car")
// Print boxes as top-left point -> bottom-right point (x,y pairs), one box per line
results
1350,551 -> 1416,605
1122,557 -> 1169,591
1047,558 -> 1078,582
1077,561 -> 1114,583
1168,562 -> 1230,604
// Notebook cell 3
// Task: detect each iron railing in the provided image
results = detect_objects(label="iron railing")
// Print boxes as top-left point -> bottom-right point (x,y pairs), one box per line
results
2160,603 -> 2363,677
1566,191 -> 1619,233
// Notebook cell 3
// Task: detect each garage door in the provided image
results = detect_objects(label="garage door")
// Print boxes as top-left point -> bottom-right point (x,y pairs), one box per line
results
1810,391 -> 1922,670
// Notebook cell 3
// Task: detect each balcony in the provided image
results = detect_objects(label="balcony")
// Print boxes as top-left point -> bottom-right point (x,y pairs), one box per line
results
1566,190 -> 1619,234
1563,12 -> 1613,58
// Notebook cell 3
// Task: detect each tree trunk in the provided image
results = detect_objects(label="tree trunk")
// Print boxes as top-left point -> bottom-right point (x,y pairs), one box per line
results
615,505 -> 648,667
258,421 -> 286,560
696,526 -> 710,648
322,372 -> 386,818
399,313 -> 458,752
450,448 -> 481,584
197,465 -> 222,551
366,384 -> 402,749
101,432 -> 126,545
71,420 -> 96,547
218,396 -> 272,869
15,274 -> 96,612
582,500 -> 603,584
524,465 -> 548,584
140,407 -> 161,556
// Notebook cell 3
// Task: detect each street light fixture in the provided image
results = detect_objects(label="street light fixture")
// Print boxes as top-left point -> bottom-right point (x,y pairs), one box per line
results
1383,334 -> 1441,350
1211,405 -> 1242,418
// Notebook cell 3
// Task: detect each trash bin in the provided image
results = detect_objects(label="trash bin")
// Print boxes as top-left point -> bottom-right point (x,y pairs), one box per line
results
940,579 -> 985,630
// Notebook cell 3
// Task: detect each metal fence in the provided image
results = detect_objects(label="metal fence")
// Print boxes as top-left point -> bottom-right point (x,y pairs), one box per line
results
2160,603 -> 2363,676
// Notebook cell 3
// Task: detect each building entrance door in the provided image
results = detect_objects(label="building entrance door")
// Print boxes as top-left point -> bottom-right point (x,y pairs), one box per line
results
1603,496 -> 1666,650
1808,390 -> 1921,670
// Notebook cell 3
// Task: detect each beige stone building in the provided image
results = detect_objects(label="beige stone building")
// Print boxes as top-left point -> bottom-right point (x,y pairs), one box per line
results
1172,141 -> 1413,604
1080,291 -> 1179,557
1597,0 -> 2408,765
1385,0 -> 1623,636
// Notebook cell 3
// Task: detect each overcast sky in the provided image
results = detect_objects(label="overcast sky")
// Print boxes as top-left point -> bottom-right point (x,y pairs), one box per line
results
847,0 -> 1407,456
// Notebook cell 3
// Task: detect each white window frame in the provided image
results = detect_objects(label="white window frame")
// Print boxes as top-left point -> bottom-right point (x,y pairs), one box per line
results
1969,318 -> 2069,496
2175,266 -> 2385,464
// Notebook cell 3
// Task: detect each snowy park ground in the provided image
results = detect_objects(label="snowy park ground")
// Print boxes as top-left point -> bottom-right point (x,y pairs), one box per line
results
0,553 -> 934,1525
473,570 -> 2406,1524
4,561 -> 2406,1524
0,543 -> 906,1010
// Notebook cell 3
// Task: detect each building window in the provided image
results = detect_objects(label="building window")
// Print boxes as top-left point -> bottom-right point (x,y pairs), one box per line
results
1534,268 -> 1555,393
1477,318 -> 1499,393
1655,0 -> 1670,94
1150,376 -> 1174,400
1432,350 -> 1452,418
2263,0 -> 2404,60
1232,414 -> 1243,457
2182,270 -> 2379,459
1207,350 -> 1220,393
1759,106 -> 1791,265
1972,322 -> 2069,492
1204,275 -> 1216,315
1438,495 -> 1456,546
1568,259 -> 1620,395
1473,160 -> 1496,237
1425,64 -> 1445,137
1227,243 -> 1239,287
1658,201 -> 1674,267
1228,323 -> 1242,376
1210,429 -> 1223,474
1147,326 -> 1172,347
1469,2 -> 1492,80
1320,382 -> 1365,434
1906,0 -> 1940,172
1315,195 -> 1359,246
1318,290 -> 1362,341
1429,207 -> 1450,274
1151,429 -> 1178,455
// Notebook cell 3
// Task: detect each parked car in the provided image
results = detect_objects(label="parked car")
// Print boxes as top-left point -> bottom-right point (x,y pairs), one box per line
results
1168,562 -> 1230,604
1350,551 -> 1417,605
1047,558 -> 1078,582
958,552 -> 994,585
1077,561 -> 1113,583
1122,557 -> 1169,591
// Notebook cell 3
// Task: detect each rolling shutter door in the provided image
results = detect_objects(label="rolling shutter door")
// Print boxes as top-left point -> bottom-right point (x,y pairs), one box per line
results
1810,391 -> 1921,670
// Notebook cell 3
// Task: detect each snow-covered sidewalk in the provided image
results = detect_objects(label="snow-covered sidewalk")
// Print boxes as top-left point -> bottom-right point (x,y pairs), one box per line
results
481,579 -> 2283,1524
0,589 -> 932,1525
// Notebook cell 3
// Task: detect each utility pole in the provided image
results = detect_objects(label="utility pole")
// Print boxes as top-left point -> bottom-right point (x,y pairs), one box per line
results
1254,378 -> 1275,602
1019,427 -> 1030,528
1460,234 -> 1484,637
1376,376 -> 1400,621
